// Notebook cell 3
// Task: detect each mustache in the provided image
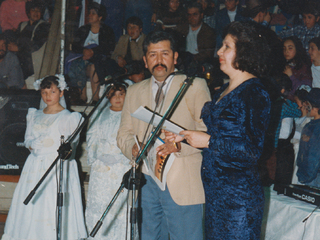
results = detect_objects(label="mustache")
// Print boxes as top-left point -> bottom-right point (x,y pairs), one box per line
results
152,63 -> 167,72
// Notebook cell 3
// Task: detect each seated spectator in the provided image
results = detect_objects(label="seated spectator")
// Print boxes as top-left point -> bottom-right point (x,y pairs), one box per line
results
125,60 -> 146,83
278,1 -> 320,54
156,0 -> 186,28
0,0 -> 28,31
112,16 -> 145,68
215,0 -> 245,49
242,0 -> 272,27
70,2 -> 116,104
283,36 -> 312,95
291,85 -> 312,184
7,0 -> 50,79
197,0 -> 216,29
242,0 -> 286,78
309,37 -> 320,88
176,2 -> 216,65
274,73 -> 302,149
297,88 -> 320,188
0,34 -> 25,88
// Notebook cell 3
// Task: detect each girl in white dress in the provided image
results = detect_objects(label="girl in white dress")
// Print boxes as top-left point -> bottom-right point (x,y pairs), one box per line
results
2,75 -> 87,240
85,83 -> 131,239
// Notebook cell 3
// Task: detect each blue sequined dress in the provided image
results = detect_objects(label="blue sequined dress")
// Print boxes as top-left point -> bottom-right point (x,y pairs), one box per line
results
201,78 -> 271,240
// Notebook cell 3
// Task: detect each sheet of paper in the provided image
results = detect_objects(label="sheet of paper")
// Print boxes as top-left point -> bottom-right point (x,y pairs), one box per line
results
131,106 -> 184,135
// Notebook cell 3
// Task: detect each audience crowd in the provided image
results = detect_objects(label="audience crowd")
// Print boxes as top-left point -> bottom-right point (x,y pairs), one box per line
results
1,0 -> 320,239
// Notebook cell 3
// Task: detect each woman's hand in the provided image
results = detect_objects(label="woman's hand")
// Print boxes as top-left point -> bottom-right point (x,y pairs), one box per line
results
163,130 -> 184,143
181,130 -> 211,148
83,48 -> 94,60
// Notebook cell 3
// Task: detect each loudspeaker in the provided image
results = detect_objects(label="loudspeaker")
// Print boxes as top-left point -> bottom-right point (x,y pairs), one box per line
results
0,89 -> 40,175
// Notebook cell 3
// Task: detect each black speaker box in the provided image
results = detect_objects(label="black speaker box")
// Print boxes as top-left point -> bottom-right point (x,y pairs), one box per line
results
0,89 -> 40,175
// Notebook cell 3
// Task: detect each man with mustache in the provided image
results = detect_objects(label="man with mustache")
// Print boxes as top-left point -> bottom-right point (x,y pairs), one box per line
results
117,31 -> 211,239
0,34 -> 25,89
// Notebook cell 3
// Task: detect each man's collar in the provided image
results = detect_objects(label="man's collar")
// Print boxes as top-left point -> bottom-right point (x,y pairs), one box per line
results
129,34 -> 142,42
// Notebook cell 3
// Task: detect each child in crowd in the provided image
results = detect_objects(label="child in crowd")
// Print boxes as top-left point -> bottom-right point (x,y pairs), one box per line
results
278,1 -> 320,53
309,37 -> 320,88
291,85 -> 312,184
112,16 -> 145,68
283,36 -> 312,95
2,75 -> 87,240
156,0 -> 187,28
297,88 -> 320,188
85,83 -> 131,239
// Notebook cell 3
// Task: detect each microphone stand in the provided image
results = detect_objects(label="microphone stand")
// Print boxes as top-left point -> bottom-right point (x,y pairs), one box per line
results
90,75 -> 196,239
23,79 -> 118,240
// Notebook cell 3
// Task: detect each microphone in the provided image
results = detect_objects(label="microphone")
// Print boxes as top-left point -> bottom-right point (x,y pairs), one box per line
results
184,61 -> 214,79
101,65 -> 135,85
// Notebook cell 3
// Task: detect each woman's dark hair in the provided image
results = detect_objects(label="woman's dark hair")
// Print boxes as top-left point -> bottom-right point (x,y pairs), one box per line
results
126,16 -> 143,29
25,0 -> 44,17
143,31 -> 177,55
309,37 -> 320,50
88,2 -> 107,21
222,21 -> 270,78
283,36 -> 311,70
107,83 -> 128,100
40,76 -> 60,90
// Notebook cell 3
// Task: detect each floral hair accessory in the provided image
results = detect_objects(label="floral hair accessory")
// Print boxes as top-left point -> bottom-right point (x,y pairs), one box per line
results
298,85 -> 312,92
33,74 -> 69,91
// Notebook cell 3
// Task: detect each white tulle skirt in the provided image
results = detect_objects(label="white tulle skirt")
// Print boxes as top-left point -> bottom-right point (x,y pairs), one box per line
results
1,152 -> 87,240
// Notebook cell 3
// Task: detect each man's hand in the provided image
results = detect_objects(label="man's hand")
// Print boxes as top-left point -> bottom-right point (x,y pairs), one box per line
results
117,56 -> 127,68
8,42 -> 18,52
284,65 -> 293,77
83,48 -> 94,60
132,142 -> 145,158
264,12 -> 272,23
156,139 -> 180,156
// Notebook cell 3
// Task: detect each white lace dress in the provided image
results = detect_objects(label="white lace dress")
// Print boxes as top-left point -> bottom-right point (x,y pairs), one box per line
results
86,107 -> 131,239
2,108 -> 87,240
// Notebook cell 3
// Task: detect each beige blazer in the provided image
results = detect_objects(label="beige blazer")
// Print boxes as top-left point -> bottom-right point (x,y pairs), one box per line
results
117,74 -> 211,205
111,33 -> 146,62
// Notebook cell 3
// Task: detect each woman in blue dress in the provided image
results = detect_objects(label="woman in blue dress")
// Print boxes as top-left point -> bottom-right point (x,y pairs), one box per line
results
164,21 -> 271,239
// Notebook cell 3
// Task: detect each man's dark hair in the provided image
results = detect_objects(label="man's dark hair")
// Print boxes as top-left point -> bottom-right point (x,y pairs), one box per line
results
25,0 -> 44,17
88,2 -> 107,21
309,37 -> 320,50
143,31 -> 177,55
302,1 -> 320,17
126,16 -> 143,29
0,33 -> 7,45
222,21 -> 270,78
126,60 -> 145,75
187,2 -> 203,14
242,0 -> 268,18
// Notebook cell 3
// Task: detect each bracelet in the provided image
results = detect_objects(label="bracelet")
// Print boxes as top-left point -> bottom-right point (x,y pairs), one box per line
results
207,137 -> 210,148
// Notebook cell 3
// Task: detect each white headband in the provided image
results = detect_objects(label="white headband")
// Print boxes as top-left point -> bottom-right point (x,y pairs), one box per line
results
33,74 -> 69,91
